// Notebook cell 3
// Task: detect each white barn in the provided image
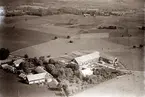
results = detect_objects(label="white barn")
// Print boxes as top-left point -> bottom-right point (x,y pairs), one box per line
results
26,72 -> 47,84
26,72 -> 54,85
74,51 -> 100,67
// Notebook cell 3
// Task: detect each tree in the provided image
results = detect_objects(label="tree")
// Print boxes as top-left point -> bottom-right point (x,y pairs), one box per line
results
37,60 -> 43,66
0,48 -> 10,60
66,63 -> 79,71
24,54 -> 29,58
39,56 -> 45,61
45,64 -> 56,73
74,70 -> 83,80
57,67 -> 66,80
65,68 -> 73,79
49,58 -> 56,64
62,84 -> 70,97
51,69 -> 59,78
19,61 -> 31,74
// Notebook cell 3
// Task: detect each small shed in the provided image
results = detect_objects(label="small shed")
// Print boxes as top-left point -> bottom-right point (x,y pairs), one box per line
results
81,68 -> 93,77
19,73 -> 27,80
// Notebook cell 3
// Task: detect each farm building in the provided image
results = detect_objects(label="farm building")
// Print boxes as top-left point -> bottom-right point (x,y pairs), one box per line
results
0,59 -> 12,65
19,73 -> 27,80
26,72 -> 53,84
13,58 -> 24,67
81,68 -> 93,77
1,64 -> 16,73
26,72 -> 47,84
74,51 -> 100,67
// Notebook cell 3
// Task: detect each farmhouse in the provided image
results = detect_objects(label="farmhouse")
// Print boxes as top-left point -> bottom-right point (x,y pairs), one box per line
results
74,51 -> 100,67
13,58 -> 24,67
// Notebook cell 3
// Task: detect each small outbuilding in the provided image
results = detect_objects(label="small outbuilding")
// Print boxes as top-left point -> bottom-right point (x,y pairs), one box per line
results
1,64 -> 16,73
19,73 -> 27,80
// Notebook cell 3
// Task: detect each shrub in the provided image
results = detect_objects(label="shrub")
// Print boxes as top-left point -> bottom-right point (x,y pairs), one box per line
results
0,48 -> 10,60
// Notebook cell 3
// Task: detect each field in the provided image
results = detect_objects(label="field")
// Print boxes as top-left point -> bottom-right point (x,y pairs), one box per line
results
0,0 -> 144,97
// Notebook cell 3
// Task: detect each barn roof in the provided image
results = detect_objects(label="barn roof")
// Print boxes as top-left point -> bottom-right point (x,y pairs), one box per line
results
26,72 -> 47,82
13,58 -> 24,67
74,51 -> 100,65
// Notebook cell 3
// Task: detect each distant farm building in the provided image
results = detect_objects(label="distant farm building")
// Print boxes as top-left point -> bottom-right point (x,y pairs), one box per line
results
79,33 -> 109,38
83,13 -> 91,17
74,51 -> 100,67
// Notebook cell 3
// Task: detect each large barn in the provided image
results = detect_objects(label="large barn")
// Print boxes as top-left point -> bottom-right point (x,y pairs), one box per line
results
74,51 -> 100,67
